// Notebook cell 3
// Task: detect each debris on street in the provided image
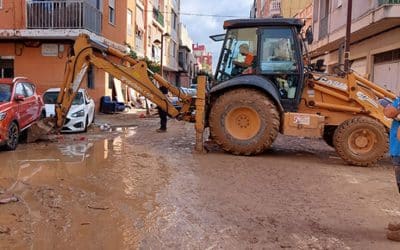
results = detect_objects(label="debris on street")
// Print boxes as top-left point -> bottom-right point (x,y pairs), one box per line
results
0,195 -> 18,205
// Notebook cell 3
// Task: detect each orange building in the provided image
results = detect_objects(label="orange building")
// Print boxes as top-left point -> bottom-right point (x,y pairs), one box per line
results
0,0 -> 141,110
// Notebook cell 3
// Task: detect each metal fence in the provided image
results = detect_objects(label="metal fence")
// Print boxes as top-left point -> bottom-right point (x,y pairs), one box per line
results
26,1 -> 102,34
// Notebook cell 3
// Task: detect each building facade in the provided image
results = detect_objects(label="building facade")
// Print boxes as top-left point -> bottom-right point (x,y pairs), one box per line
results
163,0 -> 180,85
251,0 -> 312,18
281,0 -> 312,17
0,0 -> 136,109
251,0 -> 282,17
311,0 -> 400,93
192,44 -> 212,75
0,0 -> 193,108
178,23 -> 196,87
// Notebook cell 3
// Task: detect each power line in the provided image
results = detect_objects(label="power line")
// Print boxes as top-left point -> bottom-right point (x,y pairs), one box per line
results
144,10 -> 246,18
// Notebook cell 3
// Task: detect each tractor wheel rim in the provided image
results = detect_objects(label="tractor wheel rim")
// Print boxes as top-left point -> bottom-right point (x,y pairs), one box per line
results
348,128 -> 376,154
225,107 -> 261,140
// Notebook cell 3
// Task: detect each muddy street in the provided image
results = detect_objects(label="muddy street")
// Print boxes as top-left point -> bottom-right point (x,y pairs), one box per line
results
0,114 -> 399,249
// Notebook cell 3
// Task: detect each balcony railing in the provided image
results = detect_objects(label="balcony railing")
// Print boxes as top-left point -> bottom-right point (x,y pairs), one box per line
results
26,1 -> 102,34
379,0 -> 400,5
153,7 -> 164,27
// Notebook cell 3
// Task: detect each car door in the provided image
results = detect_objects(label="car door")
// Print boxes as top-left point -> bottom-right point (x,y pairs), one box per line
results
23,82 -> 41,122
14,82 -> 30,128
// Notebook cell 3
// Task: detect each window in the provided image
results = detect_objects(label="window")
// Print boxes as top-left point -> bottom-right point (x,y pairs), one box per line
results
109,0 -> 115,24
127,9 -> 133,36
260,28 -> 297,74
15,83 -> 25,97
87,65 -> 95,89
215,28 -> 258,81
108,75 -> 114,89
0,84 -> 11,102
170,41 -> 176,58
43,92 -> 84,105
23,83 -> 34,97
0,59 -> 13,78
171,9 -> 178,31
320,0 -> 330,19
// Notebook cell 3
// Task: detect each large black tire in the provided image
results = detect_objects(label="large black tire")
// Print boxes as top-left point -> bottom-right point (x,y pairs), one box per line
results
333,116 -> 388,167
209,89 -> 280,155
5,122 -> 19,151
323,125 -> 337,147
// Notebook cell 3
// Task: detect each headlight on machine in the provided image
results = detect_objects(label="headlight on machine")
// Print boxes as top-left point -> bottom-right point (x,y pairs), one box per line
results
71,110 -> 85,118
0,112 -> 7,121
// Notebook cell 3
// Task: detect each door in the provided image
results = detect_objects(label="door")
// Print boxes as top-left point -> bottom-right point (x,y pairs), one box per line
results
22,82 -> 41,123
373,62 -> 400,94
14,82 -> 30,128
259,27 -> 303,111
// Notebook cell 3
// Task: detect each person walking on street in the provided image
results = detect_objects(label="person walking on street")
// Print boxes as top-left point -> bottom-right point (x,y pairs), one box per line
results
383,97 -> 400,241
156,86 -> 168,133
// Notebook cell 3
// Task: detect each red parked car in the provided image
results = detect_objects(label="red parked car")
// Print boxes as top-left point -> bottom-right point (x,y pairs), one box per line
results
0,77 -> 43,150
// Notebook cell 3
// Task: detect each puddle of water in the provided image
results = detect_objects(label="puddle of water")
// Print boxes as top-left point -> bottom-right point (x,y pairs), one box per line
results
0,127 -> 171,249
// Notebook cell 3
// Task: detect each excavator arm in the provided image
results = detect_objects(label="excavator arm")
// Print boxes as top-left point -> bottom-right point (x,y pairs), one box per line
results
28,34 -> 207,150
55,34 -> 195,130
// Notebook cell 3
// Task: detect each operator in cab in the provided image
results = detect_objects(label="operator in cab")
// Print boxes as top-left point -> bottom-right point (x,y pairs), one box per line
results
232,43 -> 254,75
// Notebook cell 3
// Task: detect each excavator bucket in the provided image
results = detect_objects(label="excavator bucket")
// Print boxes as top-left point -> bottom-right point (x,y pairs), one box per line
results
26,117 -> 57,143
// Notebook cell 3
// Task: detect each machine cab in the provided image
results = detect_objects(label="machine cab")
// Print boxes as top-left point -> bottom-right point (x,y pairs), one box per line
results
214,18 -> 305,111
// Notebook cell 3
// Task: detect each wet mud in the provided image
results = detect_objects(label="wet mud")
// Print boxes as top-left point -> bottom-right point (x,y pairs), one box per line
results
0,114 -> 399,249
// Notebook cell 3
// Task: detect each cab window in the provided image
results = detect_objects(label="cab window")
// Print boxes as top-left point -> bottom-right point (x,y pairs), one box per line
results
259,28 -> 298,74
216,28 -> 257,81
259,27 -> 301,100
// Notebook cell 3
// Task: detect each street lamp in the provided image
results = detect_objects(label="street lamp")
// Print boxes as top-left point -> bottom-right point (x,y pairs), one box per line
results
153,32 -> 170,77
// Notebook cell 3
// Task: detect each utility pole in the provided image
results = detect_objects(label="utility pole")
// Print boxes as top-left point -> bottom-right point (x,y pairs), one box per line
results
344,0 -> 353,73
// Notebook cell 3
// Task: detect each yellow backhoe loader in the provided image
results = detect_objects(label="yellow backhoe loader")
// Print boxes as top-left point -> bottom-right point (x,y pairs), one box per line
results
30,18 -> 396,167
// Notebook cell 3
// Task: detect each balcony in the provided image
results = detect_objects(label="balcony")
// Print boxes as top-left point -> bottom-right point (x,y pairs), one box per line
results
379,0 -> 400,5
153,7 -> 164,27
26,1 -> 102,34
269,0 -> 281,17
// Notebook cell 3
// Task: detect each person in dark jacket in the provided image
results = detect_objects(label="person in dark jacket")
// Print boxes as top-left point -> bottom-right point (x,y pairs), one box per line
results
156,86 -> 168,132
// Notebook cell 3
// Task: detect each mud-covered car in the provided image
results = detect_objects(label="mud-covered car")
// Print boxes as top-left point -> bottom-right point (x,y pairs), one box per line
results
43,88 -> 95,132
0,77 -> 44,150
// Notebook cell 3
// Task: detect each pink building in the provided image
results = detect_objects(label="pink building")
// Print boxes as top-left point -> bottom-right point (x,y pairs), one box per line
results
192,44 -> 212,75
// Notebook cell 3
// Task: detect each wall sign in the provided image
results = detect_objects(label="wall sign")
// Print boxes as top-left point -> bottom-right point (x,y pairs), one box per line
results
41,44 -> 59,57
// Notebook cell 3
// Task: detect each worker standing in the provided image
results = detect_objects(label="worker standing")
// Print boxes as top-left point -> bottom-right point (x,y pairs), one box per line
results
383,98 -> 400,241
156,86 -> 169,133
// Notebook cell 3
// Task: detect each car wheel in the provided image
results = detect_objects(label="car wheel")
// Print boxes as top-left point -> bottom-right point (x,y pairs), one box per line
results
40,109 -> 46,119
84,116 -> 89,132
91,112 -> 95,124
5,122 -> 19,151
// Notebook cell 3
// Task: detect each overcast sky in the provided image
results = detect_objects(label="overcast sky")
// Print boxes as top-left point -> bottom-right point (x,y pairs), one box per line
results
180,0 -> 253,71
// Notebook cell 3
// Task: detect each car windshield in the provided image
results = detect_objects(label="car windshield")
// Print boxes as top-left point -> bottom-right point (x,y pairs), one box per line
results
0,84 -> 11,102
43,91 -> 84,105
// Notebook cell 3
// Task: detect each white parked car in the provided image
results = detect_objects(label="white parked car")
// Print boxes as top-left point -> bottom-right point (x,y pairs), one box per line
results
43,88 -> 95,132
